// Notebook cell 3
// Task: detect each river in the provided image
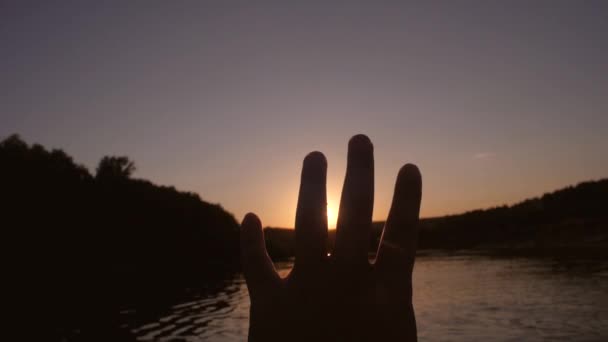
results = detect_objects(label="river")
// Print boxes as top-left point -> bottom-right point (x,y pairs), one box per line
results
117,254 -> 608,341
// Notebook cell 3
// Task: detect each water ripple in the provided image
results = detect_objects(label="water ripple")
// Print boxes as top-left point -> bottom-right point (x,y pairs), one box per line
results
119,255 -> 608,341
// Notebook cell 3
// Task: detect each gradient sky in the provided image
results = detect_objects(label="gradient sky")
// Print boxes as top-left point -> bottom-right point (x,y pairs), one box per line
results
2,1 -> 607,228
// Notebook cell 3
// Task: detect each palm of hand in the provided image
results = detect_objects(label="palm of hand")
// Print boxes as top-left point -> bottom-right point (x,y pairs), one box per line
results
241,135 -> 422,342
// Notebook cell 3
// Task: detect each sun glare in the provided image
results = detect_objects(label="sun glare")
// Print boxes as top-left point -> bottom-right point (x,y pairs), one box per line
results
327,203 -> 338,229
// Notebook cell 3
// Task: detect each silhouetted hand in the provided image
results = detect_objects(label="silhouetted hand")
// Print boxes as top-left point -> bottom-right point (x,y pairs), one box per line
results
241,134 -> 422,342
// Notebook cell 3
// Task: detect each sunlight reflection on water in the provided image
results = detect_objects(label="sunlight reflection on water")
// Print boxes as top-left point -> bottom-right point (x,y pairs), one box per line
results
119,255 -> 608,341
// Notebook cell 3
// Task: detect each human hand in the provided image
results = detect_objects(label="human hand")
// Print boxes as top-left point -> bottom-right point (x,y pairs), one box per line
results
241,134 -> 422,341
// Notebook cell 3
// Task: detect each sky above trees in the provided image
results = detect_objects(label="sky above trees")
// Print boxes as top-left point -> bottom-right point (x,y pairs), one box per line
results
2,1 -> 607,227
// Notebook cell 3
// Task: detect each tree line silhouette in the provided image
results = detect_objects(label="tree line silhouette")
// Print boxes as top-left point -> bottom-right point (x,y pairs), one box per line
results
264,179 -> 608,259
1,134 -> 240,340
415,179 -> 608,252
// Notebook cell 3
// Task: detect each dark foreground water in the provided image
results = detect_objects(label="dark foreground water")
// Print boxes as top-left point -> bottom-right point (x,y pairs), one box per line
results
117,254 -> 608,341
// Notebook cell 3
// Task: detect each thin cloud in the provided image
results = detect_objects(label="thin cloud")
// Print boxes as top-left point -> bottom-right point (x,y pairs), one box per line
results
473,152 -> 496,160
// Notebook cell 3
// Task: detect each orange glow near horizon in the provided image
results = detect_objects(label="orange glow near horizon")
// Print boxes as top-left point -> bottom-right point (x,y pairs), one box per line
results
258,169 -> 603,229
327,200 -> 338,229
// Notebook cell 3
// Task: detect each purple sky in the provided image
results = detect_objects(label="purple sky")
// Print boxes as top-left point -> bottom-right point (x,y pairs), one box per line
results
2,1 -> 607,228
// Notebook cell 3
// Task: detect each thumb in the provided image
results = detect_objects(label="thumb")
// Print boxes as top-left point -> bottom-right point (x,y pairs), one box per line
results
241,213 -> 281,301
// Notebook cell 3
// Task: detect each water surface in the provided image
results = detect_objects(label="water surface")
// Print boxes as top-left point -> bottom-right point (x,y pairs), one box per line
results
119,254 -> 608,341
